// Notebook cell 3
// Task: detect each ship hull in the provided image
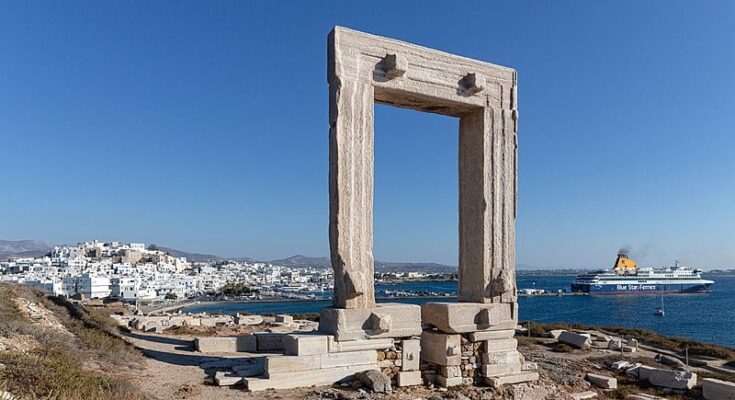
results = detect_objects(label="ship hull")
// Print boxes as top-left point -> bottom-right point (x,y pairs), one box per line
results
571,282 -> 712,294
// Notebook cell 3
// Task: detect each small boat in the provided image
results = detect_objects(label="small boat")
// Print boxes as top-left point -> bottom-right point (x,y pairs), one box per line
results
654,294 -> 665,316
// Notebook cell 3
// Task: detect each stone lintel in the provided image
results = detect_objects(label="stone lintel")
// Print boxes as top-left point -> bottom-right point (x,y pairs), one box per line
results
318,303 -> 421,341
421,302 -> 517,334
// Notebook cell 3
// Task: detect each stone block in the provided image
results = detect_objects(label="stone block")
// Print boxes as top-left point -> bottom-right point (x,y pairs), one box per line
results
703,378 -> 735,400
195,336 -> 237,353
318,303 -> 421,341
628,364 -> 657,380
437,375 -> 463,387
547,329 -> 565,339
420,331 -> 461,366
327,336 -> 394,353
235,314 -> 263,326
655,354 -> 686,369
275,314 -> 293,324
396,370 -> 422,387
401,339 -> 420,371
648,369 -> 697,390
265,350 -> 376,376
484,371 -> 538,388
244,363 -> 378,391
559,331 -> 591,348
481,350 -> 521,365
612,360 -> 631,370
214,371 -> 242,386
571,391 -> 598,400
622,345 -> 637,353
421,302 -> 516,334
441,366 -> 462,378
232,362 -> 265,377
255,332 -> 284,351
481,362 -> 522,376
625,395 -> 667,400
468,329 -> 515,342
236,335 -> 257,352
484,338 -> 518,353
283,333 -> 329,356
586,373 -> 618,389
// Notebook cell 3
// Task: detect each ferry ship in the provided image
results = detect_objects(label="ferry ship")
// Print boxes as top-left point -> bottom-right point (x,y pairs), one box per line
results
571,252 -> 714,294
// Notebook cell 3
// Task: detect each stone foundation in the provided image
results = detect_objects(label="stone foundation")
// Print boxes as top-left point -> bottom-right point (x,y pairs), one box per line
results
419,302 -> 537,388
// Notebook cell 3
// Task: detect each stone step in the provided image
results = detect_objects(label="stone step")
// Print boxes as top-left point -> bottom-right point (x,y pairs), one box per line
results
484,371 -> 539,388
283,333 -> 330,356
243,363 -> 378,391
264,350 -> 376,376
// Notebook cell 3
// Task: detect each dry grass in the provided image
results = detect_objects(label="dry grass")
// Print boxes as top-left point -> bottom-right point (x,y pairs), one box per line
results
0,283 -> 148,400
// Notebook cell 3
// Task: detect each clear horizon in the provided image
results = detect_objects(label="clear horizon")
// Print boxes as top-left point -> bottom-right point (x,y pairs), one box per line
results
1,1 -> 734,269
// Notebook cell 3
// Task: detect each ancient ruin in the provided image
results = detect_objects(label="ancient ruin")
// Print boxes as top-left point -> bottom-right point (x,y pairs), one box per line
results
318,26 -> 536,387
184,26 -> 536,391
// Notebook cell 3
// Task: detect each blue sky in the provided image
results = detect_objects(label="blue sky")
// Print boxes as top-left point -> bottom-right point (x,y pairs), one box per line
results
1,1 -> 733,268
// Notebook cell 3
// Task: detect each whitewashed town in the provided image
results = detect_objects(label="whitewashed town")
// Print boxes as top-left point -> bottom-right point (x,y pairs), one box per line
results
0,240 -> 335,302
0,240 -> 445,304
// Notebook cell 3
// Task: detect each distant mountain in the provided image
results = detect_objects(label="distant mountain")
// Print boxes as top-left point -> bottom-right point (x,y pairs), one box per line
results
374,261 -> 456,274
157,247 -> 240,263
0,240 -> 52,260
267,255 -> 456,273
269,255 -> 330,268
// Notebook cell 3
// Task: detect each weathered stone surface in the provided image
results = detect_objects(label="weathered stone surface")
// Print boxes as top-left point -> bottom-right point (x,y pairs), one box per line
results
264,350 -> 376,376
468,329 -> 515,342
484,371 -> 539,387
586,373 -> 618,389
421,302 -> 516,333
655,353 -> 686,369
703,378 -> 735,400
571,391 -> 598,400
401,339 -> 420,371
481,350 -> 522,365
215,371 -> 242,386
283,333 -> 329,356
559,331 -> 591,348
327,26 -> 518,309
441,365 -> 462,378
275,314 -> 294,324
481,362 -> 522,376
195,336 -> 242,353
327,336 -> 394,353
420,331 -> 461,366
244,364 -> 378,391
396,370 -> 422,387
648,369 -> 697,389
235,314 -> 263,326
625,395 -> 667,400
611,360 -> 631,370
547,329 -> 566,339
484,338 -> 518,353
255,332 -> 284,351
319,303 -> 421,341
622,345 -> 637,353
356,369 -> 392,394
437,375 -> 463,387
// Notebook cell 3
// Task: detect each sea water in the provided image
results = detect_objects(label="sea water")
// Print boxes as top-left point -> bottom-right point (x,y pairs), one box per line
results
182,274 -> 735,348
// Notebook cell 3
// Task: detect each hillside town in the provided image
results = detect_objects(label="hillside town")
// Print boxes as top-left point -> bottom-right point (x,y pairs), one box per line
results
0,240 -> 446,303
0,240 -> 336,302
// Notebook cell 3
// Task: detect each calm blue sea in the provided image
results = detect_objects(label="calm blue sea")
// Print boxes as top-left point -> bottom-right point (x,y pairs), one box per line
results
182,274 -> 735,348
